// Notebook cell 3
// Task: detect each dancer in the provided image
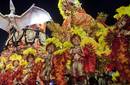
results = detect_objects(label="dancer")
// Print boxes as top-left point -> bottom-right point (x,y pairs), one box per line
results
70,34 -> 84,84
40,43 -> 56,84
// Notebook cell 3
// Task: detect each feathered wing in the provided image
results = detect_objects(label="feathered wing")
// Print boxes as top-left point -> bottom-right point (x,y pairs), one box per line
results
16,4 -> 52,29
0,13 -> 9,32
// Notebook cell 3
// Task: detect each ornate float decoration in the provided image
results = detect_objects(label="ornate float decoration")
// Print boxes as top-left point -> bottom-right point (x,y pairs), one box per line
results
0,0 -> 52,47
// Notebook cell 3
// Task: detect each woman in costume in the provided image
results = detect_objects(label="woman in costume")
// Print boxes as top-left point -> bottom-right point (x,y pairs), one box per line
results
40,37 -> 66,85
69,34 -> 84,84
70,27 -> 97,84
22,48 -> 38,85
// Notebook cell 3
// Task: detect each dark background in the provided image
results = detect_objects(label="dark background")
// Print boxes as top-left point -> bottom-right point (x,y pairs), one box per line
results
0,0 -> 130,52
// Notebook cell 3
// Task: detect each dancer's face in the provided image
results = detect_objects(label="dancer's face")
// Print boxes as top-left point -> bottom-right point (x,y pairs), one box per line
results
13,60 -> 19,67
27,55 -> 35,63
28,57 -> 34,63
46,44 -> 56,54
72,36 -> 81,46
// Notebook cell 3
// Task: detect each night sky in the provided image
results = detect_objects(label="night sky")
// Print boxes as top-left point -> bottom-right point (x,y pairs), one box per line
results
0,0 -> 130,52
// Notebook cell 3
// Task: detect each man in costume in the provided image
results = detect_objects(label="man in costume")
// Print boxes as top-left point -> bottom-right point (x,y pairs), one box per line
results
40,42 -> 56,84
108,15 -> 130,83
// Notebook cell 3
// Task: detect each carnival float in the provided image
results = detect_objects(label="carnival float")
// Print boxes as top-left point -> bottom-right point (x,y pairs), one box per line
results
0,0 -> 130,85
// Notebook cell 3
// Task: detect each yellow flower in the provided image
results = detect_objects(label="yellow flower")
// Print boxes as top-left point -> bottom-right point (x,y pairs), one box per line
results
20,60 -> 28,66
10,53 -> 22,61
0,63 -> 5,69
6,63 -> 13,70
96,22 -> 111,56
63,41 -> 73,49
0,57 -> 7,63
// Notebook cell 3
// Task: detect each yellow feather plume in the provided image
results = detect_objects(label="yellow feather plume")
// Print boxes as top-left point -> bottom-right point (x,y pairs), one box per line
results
46,37 -> 62,48
114,5 -> 130,19
23,48 -> 36,56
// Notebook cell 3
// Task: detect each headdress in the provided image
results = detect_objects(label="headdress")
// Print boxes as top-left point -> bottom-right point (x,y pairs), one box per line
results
71,26 -> 87,39
23,47 -> 36,56
63,41 -> 73,49
45,37 -> 62,49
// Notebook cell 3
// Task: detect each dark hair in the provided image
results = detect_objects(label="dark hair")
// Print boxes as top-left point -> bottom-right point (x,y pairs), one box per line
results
46,43 -> 56,51
12,60 -> 20,66
26,54 -> 35,62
